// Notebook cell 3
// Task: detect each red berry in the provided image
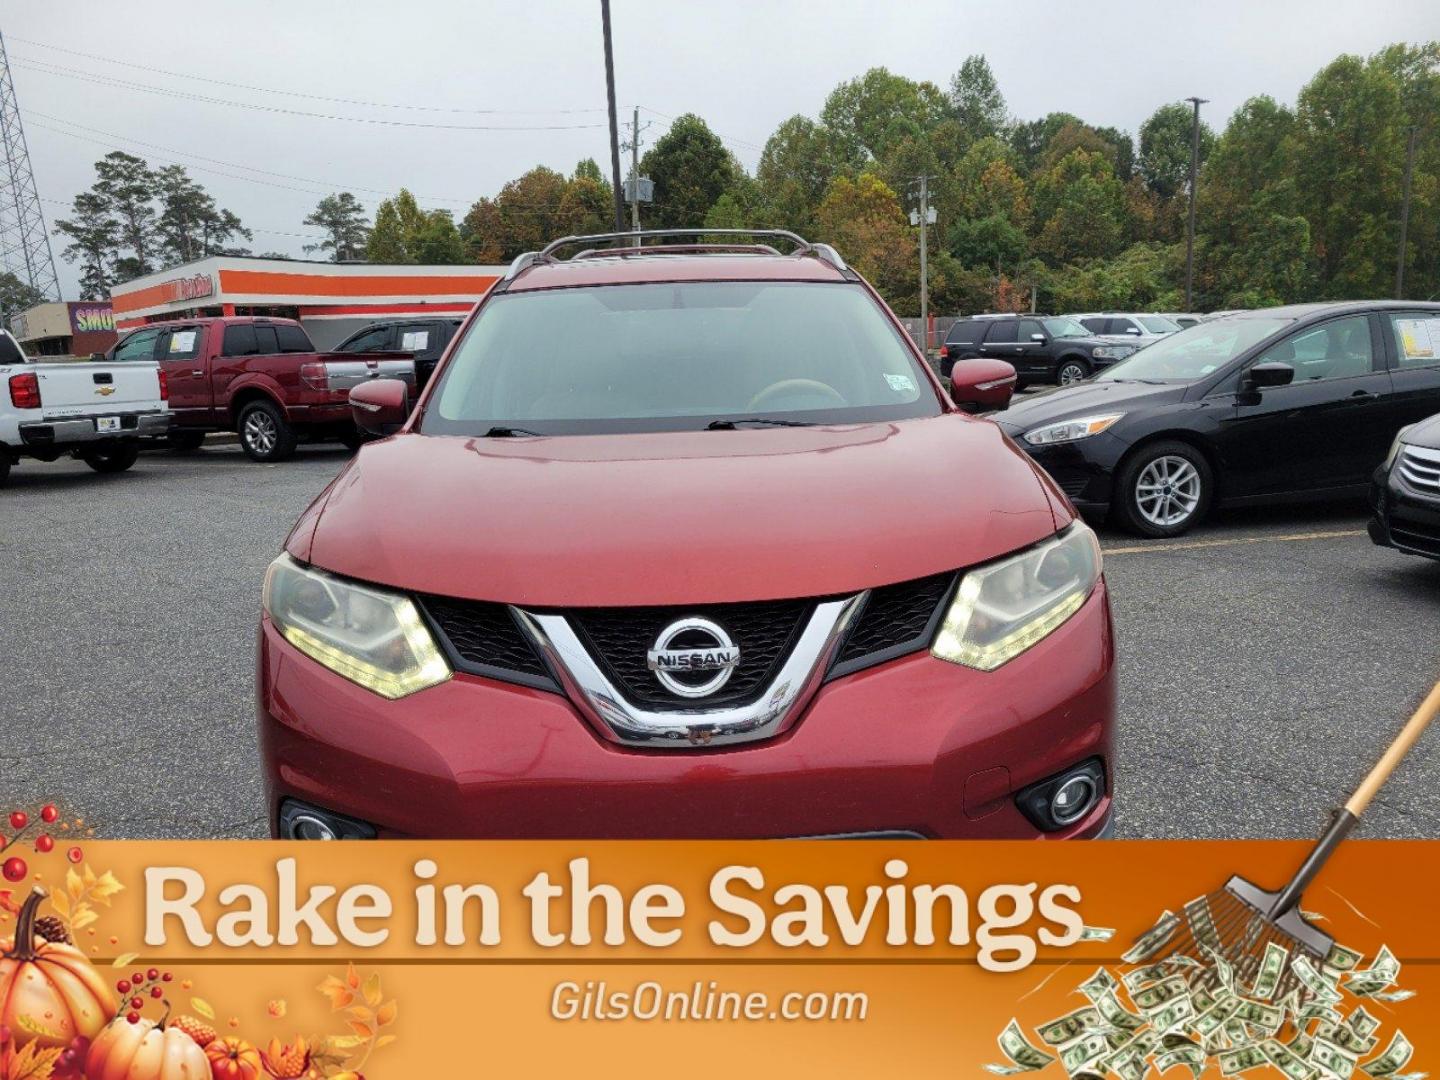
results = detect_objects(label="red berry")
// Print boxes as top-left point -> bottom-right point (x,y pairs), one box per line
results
147,967 -> 159,981
2,856 -> 26,882
8,812 -> 26,831
150,987 -> 163,999
35,835 -> 54,853
116,980 -> 130,994
40,805 -> 58,824
126,1012 -> 140,1025
161,972 -> 173,982
132,972 -> 144,985
66,846 -> 83,864
130,996 -> 143,1010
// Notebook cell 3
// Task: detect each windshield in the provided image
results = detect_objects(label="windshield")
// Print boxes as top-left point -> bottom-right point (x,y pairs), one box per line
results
421,281 -> 942,435
1043,317 -> 1090,338
1139,316 -> 1181,334
1096,317 -> 1292,382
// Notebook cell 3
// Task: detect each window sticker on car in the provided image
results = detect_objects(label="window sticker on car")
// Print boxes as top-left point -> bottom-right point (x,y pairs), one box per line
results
884,373 -> 915,393
170,330 -> 197,353
1396,318 -> 1437,360
401,330 -> 430,350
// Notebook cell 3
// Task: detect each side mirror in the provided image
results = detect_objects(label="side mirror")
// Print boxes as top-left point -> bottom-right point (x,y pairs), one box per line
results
349,378 -> 409,436
1029,333 -> 1047,343
1246,362 -> 1295,390
949,359 -> 1017,412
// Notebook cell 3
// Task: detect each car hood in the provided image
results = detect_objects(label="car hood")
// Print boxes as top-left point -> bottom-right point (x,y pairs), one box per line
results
1405,412 -> 1440,450
991,379 -> 1188,436
299,417 -> 1065,607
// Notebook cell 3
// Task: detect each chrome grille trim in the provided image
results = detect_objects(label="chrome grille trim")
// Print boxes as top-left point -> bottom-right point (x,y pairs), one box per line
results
1398,445 -> 1440,497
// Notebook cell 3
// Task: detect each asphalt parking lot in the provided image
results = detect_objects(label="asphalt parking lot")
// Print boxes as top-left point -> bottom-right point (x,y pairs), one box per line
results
4,443 -> 1439,840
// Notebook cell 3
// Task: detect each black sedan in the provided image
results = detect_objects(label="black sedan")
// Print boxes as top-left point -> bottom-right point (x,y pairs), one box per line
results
1370,410 -> 1440,560
992,301 -> 1440,537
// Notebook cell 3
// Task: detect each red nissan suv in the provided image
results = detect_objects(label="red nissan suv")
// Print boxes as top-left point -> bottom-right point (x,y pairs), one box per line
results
257,230 -> 1116,840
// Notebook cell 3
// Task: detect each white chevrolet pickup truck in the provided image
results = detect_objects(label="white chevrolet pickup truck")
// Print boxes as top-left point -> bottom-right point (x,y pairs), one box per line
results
0,328 -> 170,486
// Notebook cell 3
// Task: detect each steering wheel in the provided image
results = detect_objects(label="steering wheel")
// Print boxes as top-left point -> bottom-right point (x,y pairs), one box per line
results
745,378 -> 846,412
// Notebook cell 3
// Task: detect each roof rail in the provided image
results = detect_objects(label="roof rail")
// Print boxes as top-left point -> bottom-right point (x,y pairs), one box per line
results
539,229 -> 812,259
500,229 -> 851,283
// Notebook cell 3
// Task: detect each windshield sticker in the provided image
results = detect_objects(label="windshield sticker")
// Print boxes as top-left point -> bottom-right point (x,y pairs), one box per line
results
884,373 -> 916,393
170,330 -> 197,353
401,330 -> 430,351
1396,318 -> 1437,360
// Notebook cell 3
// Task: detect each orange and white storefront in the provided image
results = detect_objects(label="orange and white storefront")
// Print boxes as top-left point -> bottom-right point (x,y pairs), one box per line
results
109,256 -> 505,349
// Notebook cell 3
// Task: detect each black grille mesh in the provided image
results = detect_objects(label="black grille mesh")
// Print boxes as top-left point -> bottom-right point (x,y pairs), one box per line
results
570,599 -> 812,710
837,572 -> 954,665
421,597 -> 548,679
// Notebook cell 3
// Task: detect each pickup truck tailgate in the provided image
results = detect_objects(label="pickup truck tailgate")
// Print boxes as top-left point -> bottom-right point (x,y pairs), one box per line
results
319,355 -> 416,392
32,362 -> 165,418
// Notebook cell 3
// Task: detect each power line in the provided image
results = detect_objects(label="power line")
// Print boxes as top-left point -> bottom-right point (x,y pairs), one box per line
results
8,36 -> 609,116
639,106 -> 768,155
11,58 -> 608,132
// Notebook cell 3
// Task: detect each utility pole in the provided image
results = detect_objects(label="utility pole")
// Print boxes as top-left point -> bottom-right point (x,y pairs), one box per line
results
909,176 -> 937,355
1183,96 -> 1207,311
620,107 -> 651,233
0,30 -> 60,301
600,0 -> 625,234
1396,125 -> 1418,299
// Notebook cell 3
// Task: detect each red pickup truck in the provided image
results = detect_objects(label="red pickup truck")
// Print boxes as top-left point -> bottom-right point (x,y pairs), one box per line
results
105,316 -> 414,461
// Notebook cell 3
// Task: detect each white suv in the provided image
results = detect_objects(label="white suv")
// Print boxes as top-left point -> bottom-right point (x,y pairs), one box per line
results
1068,313 -> 1182,350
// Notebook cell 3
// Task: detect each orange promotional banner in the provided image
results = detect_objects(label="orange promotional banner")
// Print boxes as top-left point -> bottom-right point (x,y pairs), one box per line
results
0,836 -> 1435,1078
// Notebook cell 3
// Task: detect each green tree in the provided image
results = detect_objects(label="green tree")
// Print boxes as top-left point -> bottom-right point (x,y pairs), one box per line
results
952,137 -> 1028,226
54,191 -> 120,299
557,172 -> 613,238
640,115 -> 737,229
494,167 -> 569,255
366,189 -> 430,263
948,55 -> 1006,143
756,115 -> 844,234
819,68 -> 948,168
573,158 -> 605,184
1032,149 -> 1128,264
0,272 -> 46,320
93,152 -> 160,276
413,209 -> 465,264
1138,103 -> 1216,200
303,192 -> 370,262
460,197 -> 504,263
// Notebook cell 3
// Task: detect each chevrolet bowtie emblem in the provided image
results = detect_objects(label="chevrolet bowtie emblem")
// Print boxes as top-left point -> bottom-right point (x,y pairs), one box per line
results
95,386 -> 116,396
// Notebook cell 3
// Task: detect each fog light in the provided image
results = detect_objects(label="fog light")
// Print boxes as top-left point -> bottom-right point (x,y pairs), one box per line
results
1014,759 -> 1106,832
277,799 -> 375,840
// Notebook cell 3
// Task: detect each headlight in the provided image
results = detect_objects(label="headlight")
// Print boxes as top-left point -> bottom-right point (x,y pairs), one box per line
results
1384,425 -> 1415,469
931,523 -> 1102,671
263,554 -> 450,699
1024,413 -> 1125,446
1092,346 -> 1134,360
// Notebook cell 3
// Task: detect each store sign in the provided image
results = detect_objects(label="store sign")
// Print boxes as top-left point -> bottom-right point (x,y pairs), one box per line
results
69,302 -> 115,334
166,273 -> 215,303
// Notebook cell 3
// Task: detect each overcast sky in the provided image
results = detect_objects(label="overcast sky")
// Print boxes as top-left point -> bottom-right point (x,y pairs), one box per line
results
9,0 -> 1439,297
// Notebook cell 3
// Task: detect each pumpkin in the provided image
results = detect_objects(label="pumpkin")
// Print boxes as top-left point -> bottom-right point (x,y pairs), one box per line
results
86,1013 -> 211,1080
0,887 -> 115,1049
206,1036 -> 265,1080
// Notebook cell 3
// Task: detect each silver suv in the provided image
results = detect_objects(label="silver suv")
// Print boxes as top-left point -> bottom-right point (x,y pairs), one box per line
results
1068,312 -> 1182,350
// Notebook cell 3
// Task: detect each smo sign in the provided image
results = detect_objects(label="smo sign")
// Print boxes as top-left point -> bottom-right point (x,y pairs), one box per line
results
69,303 -> 115,334
165,273 -> 215,304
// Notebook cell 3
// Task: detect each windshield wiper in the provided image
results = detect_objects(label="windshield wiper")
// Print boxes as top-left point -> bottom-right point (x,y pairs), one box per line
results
482,426 -> 545,437
706,417 -> 814,430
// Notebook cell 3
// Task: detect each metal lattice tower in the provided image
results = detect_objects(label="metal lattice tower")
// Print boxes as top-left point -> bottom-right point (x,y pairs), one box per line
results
0,29 -> 60,300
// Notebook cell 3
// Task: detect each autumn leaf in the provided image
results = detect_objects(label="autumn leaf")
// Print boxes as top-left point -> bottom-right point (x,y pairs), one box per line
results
375,1034 -> 398,1050
323,1035 -> 366,1052
70,907 -> 98,932
361,972 -> 382,1008
3,1040 -> 63,1080
345,1006 -> 372,1024
82,864 -> 97,889
65,869 -> 83,902
111,952 -> 138,968
317,976 -> 354,1011
14,1014 -> 64,1041
346,1021 -> 373,1040
344,962 -> 360,990
90,870 -> 124,905
375,1000 -> 397,1027
191,998 -> 216,1020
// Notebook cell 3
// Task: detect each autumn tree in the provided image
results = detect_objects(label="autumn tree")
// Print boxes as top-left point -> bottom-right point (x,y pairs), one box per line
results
815,172 -> 916,312
1032,149 -> 1128,264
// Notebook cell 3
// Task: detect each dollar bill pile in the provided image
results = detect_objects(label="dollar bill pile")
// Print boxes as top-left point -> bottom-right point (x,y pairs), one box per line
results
985,912 -> 1422,1080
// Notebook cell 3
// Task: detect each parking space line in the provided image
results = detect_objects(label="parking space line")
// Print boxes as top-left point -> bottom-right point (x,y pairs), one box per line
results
1103,528 -> 1366,556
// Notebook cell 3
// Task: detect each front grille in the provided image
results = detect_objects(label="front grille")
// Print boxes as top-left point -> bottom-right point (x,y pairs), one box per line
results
420,596 -> 552,684
833,572 -> 954,676
1398,446 -> 1440,498
1391,522 -> 1440,558
570,599 -> 813,710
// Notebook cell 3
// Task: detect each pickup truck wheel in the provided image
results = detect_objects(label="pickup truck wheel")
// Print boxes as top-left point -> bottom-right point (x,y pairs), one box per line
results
238,400 -> 297,462
167,429 -> 206,452
81,443 -> 140,474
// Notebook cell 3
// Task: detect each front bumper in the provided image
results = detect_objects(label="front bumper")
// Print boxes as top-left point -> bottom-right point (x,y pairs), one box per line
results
1370,463 -> 1440,560
994,427 -> 1127,515
257,583 -> 1117,839
19,410 -> 170,446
